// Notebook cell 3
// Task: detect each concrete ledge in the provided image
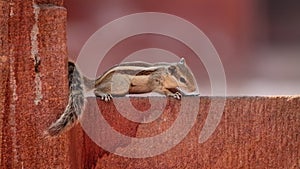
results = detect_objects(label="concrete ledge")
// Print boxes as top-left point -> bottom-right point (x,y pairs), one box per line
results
69,96 -> 300,169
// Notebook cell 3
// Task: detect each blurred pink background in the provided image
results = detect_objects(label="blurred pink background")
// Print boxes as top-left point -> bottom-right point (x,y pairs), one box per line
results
65,0 -> 300,96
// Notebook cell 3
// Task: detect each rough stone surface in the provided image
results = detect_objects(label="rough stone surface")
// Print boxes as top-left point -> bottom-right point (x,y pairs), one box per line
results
0,0 -> 69,168
70,96 -> 299,169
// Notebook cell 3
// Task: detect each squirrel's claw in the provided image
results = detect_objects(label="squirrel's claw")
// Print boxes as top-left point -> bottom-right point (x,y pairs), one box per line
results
168,92 -> 182,100
94,90 -> 113,102
100,93 -> 113,102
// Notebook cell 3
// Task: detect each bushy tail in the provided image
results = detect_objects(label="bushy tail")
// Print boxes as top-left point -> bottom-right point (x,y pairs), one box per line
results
45,61 -> 85,136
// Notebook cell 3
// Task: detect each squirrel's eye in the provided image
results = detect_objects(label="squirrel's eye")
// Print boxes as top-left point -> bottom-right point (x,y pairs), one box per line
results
179,77 -> 186,83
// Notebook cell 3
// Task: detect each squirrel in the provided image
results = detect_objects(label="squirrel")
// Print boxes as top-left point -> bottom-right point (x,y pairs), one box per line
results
45,58 -> 198,136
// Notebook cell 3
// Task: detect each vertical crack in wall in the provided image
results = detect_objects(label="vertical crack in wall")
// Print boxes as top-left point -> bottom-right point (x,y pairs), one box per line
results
31,2 -> 43,105
9,56 -> 18,167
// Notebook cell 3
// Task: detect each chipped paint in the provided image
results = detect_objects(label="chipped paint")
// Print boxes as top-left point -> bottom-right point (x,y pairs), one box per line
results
9,56 -> 18,167
9,2 -> 15,17
31,3 -> 43,105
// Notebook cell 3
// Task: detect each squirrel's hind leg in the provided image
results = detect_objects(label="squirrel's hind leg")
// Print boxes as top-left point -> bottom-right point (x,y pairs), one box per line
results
94,90 -> 113,102
94,73 -> 131,101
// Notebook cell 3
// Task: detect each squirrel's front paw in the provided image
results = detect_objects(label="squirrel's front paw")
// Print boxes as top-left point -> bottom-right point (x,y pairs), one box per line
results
94,91 -> 113,102
101,93 -> 112,102
168,92 -> 182,100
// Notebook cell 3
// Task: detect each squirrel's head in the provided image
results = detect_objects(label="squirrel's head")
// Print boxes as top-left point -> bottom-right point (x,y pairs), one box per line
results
168,58 -> 197,93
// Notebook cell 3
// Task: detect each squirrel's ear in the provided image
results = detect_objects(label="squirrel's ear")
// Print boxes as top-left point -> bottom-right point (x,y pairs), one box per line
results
179,58 -> 185,65
168,65 -> 176,74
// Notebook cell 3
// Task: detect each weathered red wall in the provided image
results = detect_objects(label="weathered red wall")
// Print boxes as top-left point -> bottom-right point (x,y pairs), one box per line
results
71,97 -> 299,169
0,0 -> 70,168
